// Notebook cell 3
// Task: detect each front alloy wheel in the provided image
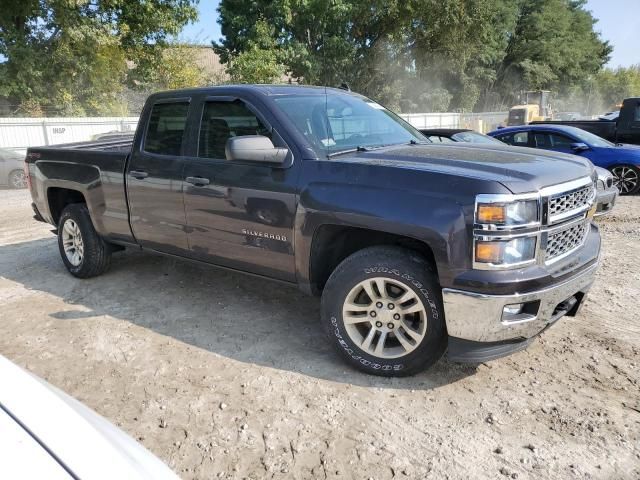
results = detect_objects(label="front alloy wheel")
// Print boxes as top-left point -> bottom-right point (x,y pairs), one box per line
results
321,246 -> 446,376
610,165 -> 640,195
342,277 -> 427,359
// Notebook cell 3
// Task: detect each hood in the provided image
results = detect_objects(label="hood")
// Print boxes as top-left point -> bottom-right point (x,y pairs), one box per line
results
614,143 -> 640,152
335,143 -> 593,194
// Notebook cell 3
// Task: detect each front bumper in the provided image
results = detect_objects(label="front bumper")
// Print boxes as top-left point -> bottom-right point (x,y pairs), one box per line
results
594,186 -> 618,217
442,260 -> 598,345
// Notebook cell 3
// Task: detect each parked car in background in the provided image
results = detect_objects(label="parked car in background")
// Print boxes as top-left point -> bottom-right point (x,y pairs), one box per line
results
530,97 -> 640,145
0,355 -> 179,479
593,166 -> 617,217
488,124 -> 640,195
0,147 -> 26,188
419,128 -> 504,145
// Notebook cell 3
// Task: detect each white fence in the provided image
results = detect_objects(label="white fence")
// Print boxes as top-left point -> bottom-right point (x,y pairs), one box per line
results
0,117 -> 139,154
0,111 -> 508,154
399,112 -> 507,133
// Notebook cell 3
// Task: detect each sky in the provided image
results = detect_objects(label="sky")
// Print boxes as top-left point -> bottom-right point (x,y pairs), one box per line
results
181,0 -> 639,69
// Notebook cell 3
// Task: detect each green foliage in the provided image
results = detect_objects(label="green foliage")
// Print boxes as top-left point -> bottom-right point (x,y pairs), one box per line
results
214,0 -> 612,113
0,0 -> 198,116
227,20 -> 285,84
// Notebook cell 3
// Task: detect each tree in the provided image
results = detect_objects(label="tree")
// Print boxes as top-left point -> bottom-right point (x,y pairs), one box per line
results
0,0 -> 198,116
227,20 -> 285,84
213,0 -> 611,113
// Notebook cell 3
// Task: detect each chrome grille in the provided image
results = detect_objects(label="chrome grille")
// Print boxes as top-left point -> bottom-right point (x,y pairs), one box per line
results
545,222 -> 589,262
547,184 -> 594,222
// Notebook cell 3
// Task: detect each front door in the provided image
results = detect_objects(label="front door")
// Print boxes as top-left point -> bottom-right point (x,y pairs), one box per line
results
126,99 -> 190,255
182,97 -> 299,281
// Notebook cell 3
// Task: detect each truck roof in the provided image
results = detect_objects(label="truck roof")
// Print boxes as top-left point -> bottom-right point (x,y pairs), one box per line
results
150,84 -> 355,98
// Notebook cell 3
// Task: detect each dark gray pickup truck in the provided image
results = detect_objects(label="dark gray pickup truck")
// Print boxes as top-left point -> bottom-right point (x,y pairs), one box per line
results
26,85 -> 601,376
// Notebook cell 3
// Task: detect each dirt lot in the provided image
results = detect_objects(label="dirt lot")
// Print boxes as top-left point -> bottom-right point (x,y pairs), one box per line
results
0,188 -> 638,479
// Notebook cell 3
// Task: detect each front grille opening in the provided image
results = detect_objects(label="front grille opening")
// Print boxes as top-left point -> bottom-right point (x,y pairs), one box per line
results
546,222 -> 588,262
548,184 -> 593,221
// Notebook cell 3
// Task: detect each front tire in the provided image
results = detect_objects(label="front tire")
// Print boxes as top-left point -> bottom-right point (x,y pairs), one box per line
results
57,204 -> 111,278
321,246 -> 446,377
610,164 -> 640,195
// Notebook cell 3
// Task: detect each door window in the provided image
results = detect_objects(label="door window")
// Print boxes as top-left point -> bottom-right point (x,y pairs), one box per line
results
198,101 -> 271,159
635,104 -> 640,121
144,102 -> 189,156
548,133 -> 575,148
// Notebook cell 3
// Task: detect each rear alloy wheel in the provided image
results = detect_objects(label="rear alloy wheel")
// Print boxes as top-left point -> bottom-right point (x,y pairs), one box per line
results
57,203 -> 111,278
321,246 -> 446,376
8,169 -> 27,189
61,219 -> 85,267
610,165 -> 640,195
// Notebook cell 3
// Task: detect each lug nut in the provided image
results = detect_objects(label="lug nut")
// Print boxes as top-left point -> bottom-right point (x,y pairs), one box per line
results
375,321 -> 383,328
376,302 -> 383,308
370,311 -> 377,318
393,313 -> 400,320
388,303 -> 395,310
387,323 -> 394,329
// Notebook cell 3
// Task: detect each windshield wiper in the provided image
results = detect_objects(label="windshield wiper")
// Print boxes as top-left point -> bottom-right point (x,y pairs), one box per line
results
327,145 -> 371,157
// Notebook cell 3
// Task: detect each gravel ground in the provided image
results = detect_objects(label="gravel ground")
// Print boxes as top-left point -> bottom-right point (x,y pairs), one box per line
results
0,188 -> 638,479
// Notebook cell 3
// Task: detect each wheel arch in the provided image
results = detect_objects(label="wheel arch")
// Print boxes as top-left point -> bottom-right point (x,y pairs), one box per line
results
47,187 -> 88,225
307,224 -> 440,296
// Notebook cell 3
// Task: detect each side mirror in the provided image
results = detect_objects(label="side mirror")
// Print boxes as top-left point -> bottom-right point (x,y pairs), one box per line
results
225,135 -> 288,165
570,142 -> 590,152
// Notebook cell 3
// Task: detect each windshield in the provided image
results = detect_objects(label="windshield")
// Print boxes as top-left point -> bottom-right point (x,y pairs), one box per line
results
568,127 -> 614,147
272,92 -> 427,157
451,131 -> 503,144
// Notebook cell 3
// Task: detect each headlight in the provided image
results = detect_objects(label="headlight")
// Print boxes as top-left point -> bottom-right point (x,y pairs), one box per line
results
475,237 -> 537,265
475,199 -> 539,227
474,194 -> 540,269
596,179 -> 605,191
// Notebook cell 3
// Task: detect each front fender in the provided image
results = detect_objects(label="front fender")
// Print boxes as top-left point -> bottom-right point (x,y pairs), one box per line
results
294,181 -> 470,291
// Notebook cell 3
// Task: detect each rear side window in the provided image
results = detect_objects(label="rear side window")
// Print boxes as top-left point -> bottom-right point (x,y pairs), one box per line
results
635,104 -> 640,121
198,101 -> 270,159
498,131 -> 528,147
144,102 -> 189,156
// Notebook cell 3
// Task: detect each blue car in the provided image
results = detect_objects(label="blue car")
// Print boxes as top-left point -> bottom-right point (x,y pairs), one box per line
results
488,124 -> 640,195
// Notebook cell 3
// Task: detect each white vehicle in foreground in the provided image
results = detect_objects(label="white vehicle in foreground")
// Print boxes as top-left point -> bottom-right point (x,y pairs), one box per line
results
0,355 -> 179,480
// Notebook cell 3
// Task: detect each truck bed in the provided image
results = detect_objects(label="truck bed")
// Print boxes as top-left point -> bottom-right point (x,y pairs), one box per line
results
26,137 -> 134,244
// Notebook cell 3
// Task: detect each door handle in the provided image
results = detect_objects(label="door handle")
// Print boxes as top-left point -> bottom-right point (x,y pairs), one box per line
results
185,176 -> 210,186
130,170 -> 148,179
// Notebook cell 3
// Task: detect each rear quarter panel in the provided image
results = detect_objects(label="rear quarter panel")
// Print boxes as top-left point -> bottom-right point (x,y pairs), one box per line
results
27,147 -> 133,243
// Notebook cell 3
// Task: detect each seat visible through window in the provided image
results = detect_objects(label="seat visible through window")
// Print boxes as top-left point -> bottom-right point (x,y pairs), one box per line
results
198,100 -> 271,160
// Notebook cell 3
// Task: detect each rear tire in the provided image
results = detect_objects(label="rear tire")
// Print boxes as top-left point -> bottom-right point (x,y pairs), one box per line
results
57,204 -> 111,278
610,164 -> 640,195
321,246 -> 446,377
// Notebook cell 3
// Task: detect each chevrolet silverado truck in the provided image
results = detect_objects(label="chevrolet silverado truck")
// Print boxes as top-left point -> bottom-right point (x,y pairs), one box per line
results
26,85 -> 601,376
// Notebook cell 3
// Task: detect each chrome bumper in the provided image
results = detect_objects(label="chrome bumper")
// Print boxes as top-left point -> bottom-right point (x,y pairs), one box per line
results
594,187 -> 618,217
442,262 -> 598,343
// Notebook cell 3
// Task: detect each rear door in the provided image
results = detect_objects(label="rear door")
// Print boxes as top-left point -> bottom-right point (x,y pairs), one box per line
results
181,96 -> 299,281
126,99 -> 190,254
